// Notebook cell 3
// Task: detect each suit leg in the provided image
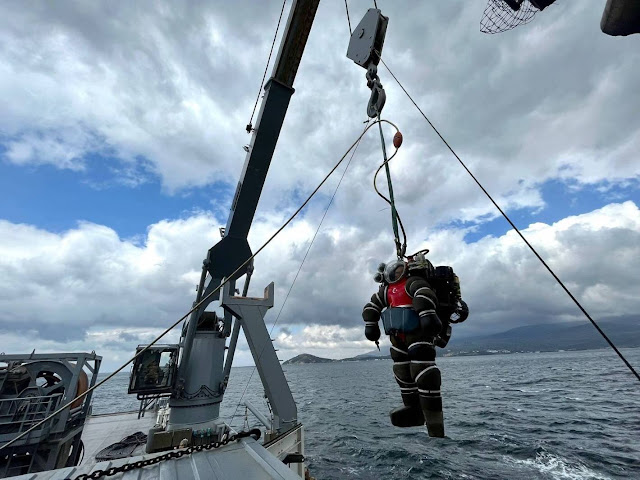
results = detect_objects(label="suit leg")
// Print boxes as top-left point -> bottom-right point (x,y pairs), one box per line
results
389,335 -> 424,427
408,339 -> 444,437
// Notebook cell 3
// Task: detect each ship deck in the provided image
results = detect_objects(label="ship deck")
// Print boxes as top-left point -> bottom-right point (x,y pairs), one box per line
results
11,411 -> 303,479
13,439 -> 301,480
80,410 -> 156,467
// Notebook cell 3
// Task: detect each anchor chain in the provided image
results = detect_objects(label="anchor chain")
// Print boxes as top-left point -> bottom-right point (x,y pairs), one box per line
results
67,429 -> 261,480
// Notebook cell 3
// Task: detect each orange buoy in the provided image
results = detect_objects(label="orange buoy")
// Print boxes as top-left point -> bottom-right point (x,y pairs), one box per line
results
393,131 -> 403,148
71,370 -> 88,409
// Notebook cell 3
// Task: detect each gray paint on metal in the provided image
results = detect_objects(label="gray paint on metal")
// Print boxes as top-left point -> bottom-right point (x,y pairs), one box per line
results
242,400 -> 272,429
223,317 -> 242,384
11,436 -> 302,480
221,282 -> 297,432
0,352 -> 101,475
221,78 -> 294,244
271,0 -> 321,87
174,275 -> 222,388
346,8 -> 388,68
172,0 -> 319,432
168,331 -> 226,428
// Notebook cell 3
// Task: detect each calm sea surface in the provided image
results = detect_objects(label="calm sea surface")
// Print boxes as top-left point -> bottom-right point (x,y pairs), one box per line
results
92,349 -> 640,479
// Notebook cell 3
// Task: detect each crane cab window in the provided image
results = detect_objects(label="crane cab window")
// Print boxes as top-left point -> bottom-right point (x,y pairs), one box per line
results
128,345 -> 179,395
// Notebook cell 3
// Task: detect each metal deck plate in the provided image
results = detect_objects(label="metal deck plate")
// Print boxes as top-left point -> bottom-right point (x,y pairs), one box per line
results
11,436 -> 300,480
80,411 -> 156,467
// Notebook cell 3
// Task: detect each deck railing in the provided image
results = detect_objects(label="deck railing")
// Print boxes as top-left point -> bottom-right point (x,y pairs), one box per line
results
0,393 -> 63,438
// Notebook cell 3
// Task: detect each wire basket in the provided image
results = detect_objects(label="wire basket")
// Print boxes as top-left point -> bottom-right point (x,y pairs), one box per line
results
480,0 -> 539,34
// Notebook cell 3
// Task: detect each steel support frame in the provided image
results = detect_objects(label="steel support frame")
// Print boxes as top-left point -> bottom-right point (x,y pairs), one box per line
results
221,282 -> 297,433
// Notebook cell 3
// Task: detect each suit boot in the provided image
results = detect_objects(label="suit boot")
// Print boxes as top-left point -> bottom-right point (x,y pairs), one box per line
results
390,395 -> 424,427
424,409 -> 445,438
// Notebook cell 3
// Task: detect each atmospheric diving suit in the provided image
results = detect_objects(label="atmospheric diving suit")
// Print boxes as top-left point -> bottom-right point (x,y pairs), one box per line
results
362,251 -> 468,437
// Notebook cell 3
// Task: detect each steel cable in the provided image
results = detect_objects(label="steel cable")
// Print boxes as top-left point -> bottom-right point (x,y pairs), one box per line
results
246,0 -> 287,134
344,0 -> 352,35
376,54 -> 640,384
0,119 -> 390,452
228,120 -> 371,428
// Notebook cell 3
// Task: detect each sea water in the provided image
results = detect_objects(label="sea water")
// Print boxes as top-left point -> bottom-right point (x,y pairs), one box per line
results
91,348 -> 640,479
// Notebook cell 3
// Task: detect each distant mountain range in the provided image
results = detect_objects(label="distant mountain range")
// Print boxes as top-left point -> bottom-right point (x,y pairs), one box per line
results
282,316 -> 640,364
443,315 -> 640,355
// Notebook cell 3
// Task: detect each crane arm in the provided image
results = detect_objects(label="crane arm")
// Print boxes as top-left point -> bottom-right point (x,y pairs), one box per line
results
207,0 -> 320,282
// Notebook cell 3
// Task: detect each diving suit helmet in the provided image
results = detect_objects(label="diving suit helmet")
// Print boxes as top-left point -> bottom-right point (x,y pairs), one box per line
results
383,260 -> 407,284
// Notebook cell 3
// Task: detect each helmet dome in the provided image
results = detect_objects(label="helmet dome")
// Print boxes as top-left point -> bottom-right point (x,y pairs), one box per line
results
384,260 -> 407,284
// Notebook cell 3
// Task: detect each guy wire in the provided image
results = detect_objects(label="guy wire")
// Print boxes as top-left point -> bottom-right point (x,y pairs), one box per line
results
247,0 -> 287,133
229,120 -> 370,428
0,120 -> 390,452
376,54 -> 640,384
344,0 -> 352,36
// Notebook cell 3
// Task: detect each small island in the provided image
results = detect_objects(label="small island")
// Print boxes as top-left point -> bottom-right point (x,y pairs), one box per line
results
283,351 -> 392,365
283,354 -> 335,365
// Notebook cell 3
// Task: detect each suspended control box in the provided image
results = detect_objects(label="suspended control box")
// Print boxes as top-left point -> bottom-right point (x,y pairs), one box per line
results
128,344 -> 179,395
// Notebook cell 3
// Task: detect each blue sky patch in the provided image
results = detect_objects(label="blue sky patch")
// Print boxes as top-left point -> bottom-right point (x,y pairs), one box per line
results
461,179 -> 640,243
0,155 -> 233,238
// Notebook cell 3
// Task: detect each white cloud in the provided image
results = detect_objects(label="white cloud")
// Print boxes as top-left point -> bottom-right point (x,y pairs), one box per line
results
275,325 -> 378,358
1,0 -> 640,374
0,216 -> 218,341
0,0 -> 638,213
434,201 -> 640,336
1,201 -> 639,368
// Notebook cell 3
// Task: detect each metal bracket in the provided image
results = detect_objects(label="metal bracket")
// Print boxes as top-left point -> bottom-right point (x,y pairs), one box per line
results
283,453 -> 305,464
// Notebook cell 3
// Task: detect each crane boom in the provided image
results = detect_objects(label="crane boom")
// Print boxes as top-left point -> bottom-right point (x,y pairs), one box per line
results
207,0 -> 320,281
169,0 -> 321,432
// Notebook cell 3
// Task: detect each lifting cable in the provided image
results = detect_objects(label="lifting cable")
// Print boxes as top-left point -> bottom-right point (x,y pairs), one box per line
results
376,53 -> 640,384
229,120 -> 370,428
0,120 -> 391,452
344,0 -> 352,36
375,114 -> 407,258
344,0 -> 406,258
246,0 -> 287,134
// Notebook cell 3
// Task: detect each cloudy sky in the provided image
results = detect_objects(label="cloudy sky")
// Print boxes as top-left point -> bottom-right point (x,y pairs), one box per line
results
1,0 -> 639,372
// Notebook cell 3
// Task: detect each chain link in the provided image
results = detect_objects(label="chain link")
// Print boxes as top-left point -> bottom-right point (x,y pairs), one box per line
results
67,429 -> 261,480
